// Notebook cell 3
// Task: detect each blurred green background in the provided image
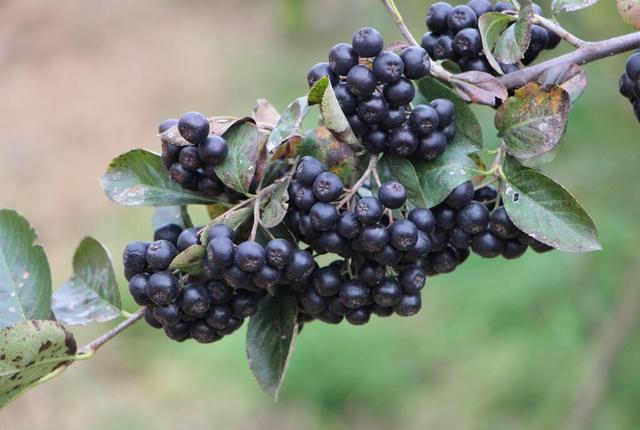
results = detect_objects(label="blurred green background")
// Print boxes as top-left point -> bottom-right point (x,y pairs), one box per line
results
1,0 -> 639,429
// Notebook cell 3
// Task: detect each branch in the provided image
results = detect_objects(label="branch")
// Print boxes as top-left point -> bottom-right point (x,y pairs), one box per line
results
533,14 -> 584,48
500,31 -> 640,90
337,154 -> 379,209
79,308 -> 145,355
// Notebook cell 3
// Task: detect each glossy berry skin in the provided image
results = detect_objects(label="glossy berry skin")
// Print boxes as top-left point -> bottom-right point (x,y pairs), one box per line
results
400,46 -> 430,80
190,321 -> 220,344
346,308 -> 371,325
198,176 -> 223,196
347,114 -> 369,136
146,272 -> 179,306
329,43 -> 359,75
358,261 -> 385,287
284,250 -> 315,282
299,287 -> 329,314
433,205 -> 457,230
383,78 -> 415,107
494,2 -> 516,12
459,56 -> 491,73
159,118 -> 178,133
359,224 -> 390,253
352,27 -> 384,58
471,231 -> 504,258
474,186 -> 498,204
162,141 -> 181,169
502,239 -> 528,259
619,74 -> 635,100
309,202 -> 339,231
207,237 -> 235,268
453,28 -> 482,59
372,244 -> 402,266
363,128 -> 388,154
179,284 -> 211,317
318,310 -> 343,324
329,297 -> 351,316
448,5 -> 477,33
490,207 -> 520,240
431,247 -> 459,274
444,181 -> 474,209
128,273 -> 150,306
421,32 -> 438,57
372,278 -> 402,307
313,172 -> 343,202
178,146 -> 202,172
218,317 -> 243,335
208,223 -> 235,242
334,83 -> 359,116
145,240 -> 178,271
372,304 -> 394,318
528,25 -> 550,54
144,308 -> 163,329
296,156 -> 325,186
176,227 -> 199,252
337,211 -> 361,239
198,136 -> 228,164
235,241 -> 266,272
252,265 -> 281,289
207,281 -> 233,305
265,238 -> 294,269
230,292 -> 259,319
293,186 -> 316,212
457,201 -> 490,234
430,98 -> 455,129
357,94 -> 389,125
346,65 -> 378,98
433,35 -> 455,60
394,294 -> 422,317
178,111 -> 210,145
169,163 -> 196,186
547,30 -> 561,50
443,124 -> 455,143
378,181 -> 407,209
205,305 -> 231,330
312,266 -> 343,297
355,197 -> 384,224
164,321 -> 190,342
380,107 -> 407,131
388,126 -> 418,157
389,220 -> 419,251
408,208 -> 436,234
153,304 -> 181,327
626,53 -> 640,81
123,241 -> 149,280
409,104 -> 440,136
426,2 -> 454,34
449,227 -> 472,249
467,0 -> 492,16
307,62 -> 338,88
415,131 -> 447,161
373,51 -> 405,83
399,266 -> 427,294
339,279 -> 370,309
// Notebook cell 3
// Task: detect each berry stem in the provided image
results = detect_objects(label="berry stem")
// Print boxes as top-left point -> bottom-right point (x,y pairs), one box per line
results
337,154 -> 379,209
250,194 -> 262,241
533,14 -> 585,48
500,31 -> 640,90
79,308 -> 145,355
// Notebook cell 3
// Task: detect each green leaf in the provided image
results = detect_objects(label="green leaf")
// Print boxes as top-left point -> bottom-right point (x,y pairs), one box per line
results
494,1 -> 533,64
538,63 -> 587,103
52,238 -> 122,325
449,71 -> 509,107
267,97 -> 309,155
297,128 -> 356,184
377,155 -> 427,209
309,77 -> 359,146
478,12 -> 516,73
246,293 -> 298,400
0,320 -> 77,410
617,0 -> 640,29
214,118 -> 261,195
0,210 -> 52,330
411,145 -> 477,207
169,244 -> 206,275
101,150 -> 221,207
261,179 -> 291,229
553,0 -> 599,14
417,76 -> 483,151
152,206 -> 192,230
502,157 -> 601,252
201,207 -> 253,246
495,82 -> 571,160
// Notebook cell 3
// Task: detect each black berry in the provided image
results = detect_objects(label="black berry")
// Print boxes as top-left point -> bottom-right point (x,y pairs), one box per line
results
383,78 -> 415,107
444,181 -> 474,209
234,241 -> 266,272
372,51 -> 405,83
355,197 -> 384,224
312,172 -> 343,202
146,240 -> 178,271
378,181 -> 407,209
346,64 -> 378,98
146,272 -> 179,306
178,111 -> 210,145
456,201 -> 490,234
400,46 -> 430,80
197,136 -> 228,165
329,43 -> 359,75
352,27 -> 384,58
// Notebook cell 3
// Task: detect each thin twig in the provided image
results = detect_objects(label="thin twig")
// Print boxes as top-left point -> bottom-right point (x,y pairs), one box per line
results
250,194 -> 261,241
80,308 -> 145,354
337,154 -> 379,209
534,14 -> 585,48
500,31 -> 640,90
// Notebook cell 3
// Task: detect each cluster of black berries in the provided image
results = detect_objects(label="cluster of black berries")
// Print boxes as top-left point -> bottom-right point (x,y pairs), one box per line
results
123,223 -> 267,343
307,27 -> 458,161
418,181 -> 553,276
421,1 -> 561,74
618,51 -> 640,121
284,156 -> 433,324
159,112 -> 236,198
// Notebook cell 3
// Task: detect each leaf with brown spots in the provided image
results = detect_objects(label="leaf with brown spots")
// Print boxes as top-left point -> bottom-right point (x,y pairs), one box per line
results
266,97 -> 309,156
0,210 -> 52,330
538,63 -> 587,103
296,128 -> 357,184
495,82 -> 571,160
501,156 -> 601,252
450,71 -> 509,106
252,99 -> 281,125
0,320 -> 77,410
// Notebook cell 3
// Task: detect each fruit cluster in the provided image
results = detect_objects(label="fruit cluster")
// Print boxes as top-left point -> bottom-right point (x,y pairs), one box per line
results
159,112 -> 235,199
307,27 -> 458,161
124,223 -> 267,343
619,51 -> 640,121
421,1 -> 561,74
